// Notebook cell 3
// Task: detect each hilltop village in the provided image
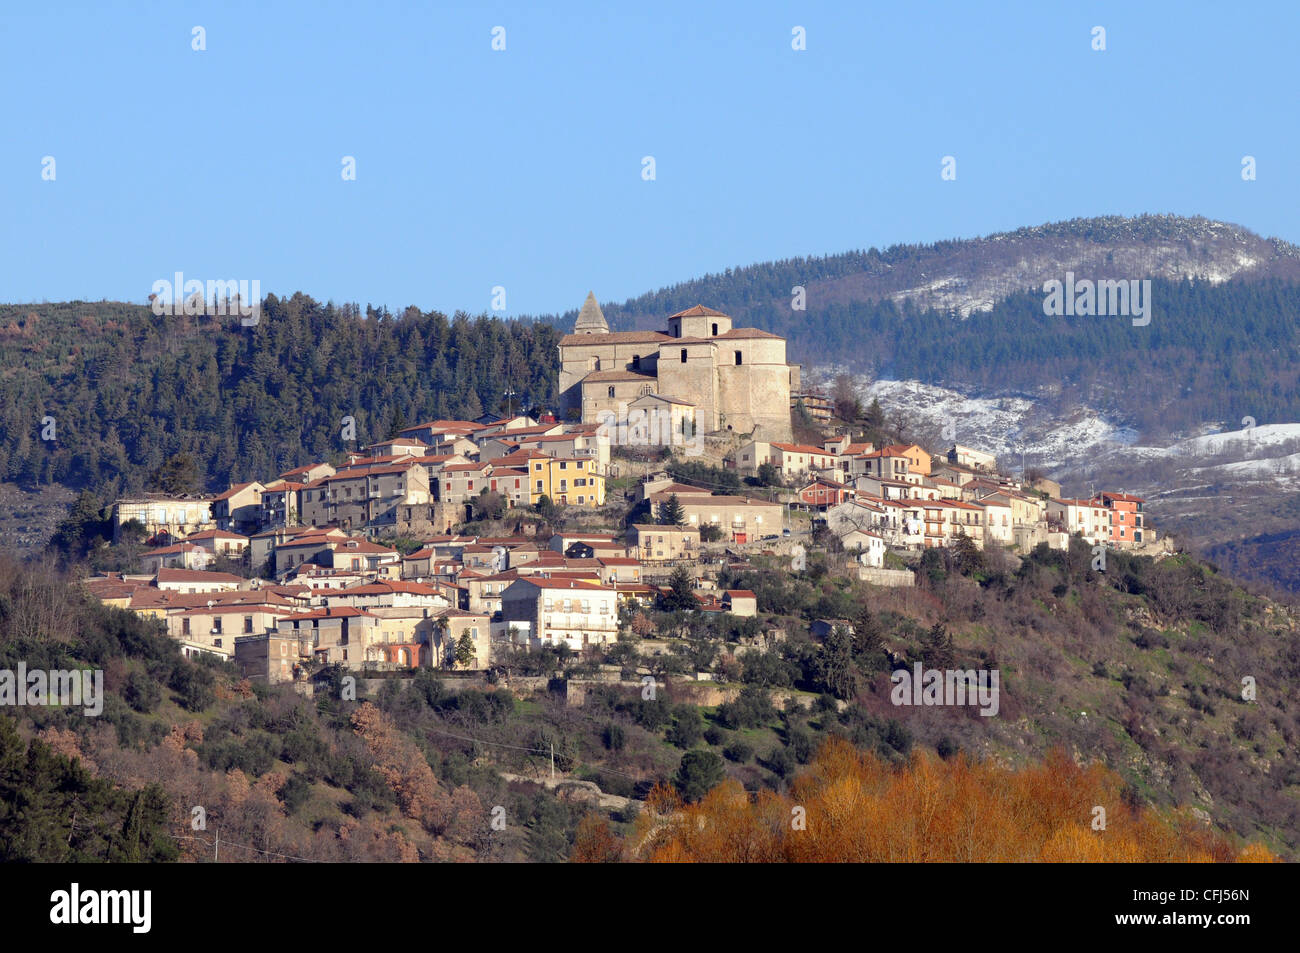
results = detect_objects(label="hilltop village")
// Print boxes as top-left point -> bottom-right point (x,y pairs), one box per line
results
85,300 -> 1162,685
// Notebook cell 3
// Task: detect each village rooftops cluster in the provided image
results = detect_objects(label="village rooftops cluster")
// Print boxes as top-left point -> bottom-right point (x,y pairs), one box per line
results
111,414 -> 614,550
87,508 -> 763,685
726,437 -> 1158,564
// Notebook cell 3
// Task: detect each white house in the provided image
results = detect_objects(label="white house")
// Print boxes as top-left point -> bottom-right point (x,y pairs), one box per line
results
499,578 -> 619,652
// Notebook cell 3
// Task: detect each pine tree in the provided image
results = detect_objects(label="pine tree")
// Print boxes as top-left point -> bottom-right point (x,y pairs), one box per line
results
658,493 -> 686,526
455,632 -> 477,669
661,566 -> 697,612
920,622 -> 955,669
387,406 -> 408,439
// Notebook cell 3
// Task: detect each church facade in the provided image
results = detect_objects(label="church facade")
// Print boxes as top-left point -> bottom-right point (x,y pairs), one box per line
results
557,293 -> 799,442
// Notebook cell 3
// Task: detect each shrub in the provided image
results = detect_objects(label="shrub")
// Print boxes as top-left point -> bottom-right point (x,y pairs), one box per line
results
723,739 -> 754,763
666,706 -> 704,749
124,670 -> 162,713
602,722 -> 626,752
674,750 -> 726,802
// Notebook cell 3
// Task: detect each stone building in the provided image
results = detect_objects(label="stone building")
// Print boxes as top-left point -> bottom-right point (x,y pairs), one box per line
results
557,293 -> 799,442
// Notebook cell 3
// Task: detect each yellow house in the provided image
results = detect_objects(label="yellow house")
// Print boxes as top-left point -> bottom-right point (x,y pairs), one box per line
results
527,457 -> 605,507
880,444 -> 932,477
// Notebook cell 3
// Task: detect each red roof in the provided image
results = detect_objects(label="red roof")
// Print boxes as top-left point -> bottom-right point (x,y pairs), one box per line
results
771,443 -> 830,455
515,578 -> 611,592
670,304 -> 730,318
280,606 -> 376,621
156,568 -> 243,584
213,482 -> 261,502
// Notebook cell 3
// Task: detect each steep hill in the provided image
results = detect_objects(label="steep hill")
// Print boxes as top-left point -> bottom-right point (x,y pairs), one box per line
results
0,297 -> 559,502
2,538 -> 1294,861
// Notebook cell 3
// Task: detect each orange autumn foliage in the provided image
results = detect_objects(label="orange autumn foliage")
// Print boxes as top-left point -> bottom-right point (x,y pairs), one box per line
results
625,738 -> 1278,863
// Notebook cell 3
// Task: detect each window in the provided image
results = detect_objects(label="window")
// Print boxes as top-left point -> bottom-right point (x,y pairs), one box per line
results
536,480 -> 544,492
213,618 -> 223,634
680,348 -> 687,363
182,618 -> 191,636
632,355 -> 640,369
608,386 -> 615,398
712,323 -> 718,335
559,461 -> 567,470
244,616 -> 254,633
735,350 -> 743,365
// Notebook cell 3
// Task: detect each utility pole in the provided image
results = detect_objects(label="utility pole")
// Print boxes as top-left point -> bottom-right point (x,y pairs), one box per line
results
214,827 -> 219,864
550,742 -> 555,781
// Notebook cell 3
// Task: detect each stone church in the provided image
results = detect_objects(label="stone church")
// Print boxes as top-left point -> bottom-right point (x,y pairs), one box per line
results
558,292 -> 799,442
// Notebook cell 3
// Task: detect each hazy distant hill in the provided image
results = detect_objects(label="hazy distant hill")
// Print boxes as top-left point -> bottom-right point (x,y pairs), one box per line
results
539,213 -> 1300,327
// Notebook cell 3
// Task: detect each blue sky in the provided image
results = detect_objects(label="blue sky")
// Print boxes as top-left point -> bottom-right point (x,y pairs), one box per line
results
4,0 -> 1297,317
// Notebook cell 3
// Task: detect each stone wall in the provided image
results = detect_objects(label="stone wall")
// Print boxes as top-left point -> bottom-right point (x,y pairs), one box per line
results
857,566 -> 916,587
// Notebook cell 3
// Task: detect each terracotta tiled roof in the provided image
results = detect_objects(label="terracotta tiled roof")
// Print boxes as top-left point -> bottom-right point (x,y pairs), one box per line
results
581,369 -> 658,383
213,482 -> 261,501
156,568 -> 243,584
670,305 -> 730,318
771,443 -> 831,455
559,331 -> 672,346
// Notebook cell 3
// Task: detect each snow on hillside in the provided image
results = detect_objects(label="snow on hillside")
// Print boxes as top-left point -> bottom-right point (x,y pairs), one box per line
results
854,378 -> 1136,469
1177,423 -> 1300,456
827,376 -> 1300,491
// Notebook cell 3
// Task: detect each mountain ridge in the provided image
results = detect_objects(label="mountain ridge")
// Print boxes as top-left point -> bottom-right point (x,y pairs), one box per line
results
532,214 -> 1300,329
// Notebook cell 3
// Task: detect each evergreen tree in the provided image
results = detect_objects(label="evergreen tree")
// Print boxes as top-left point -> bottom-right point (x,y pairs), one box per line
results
920,622 -> 955,669
148,453 -> 200,496
455,632 -> 477,669
658,493 -> 686,526
387,405 -> 408,439
661,566 -> 697,612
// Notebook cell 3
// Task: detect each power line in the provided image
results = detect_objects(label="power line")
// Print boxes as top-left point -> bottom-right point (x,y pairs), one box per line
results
172,832 -> 320,864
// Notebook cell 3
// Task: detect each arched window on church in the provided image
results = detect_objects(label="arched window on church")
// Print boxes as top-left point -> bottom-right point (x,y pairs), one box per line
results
680,348 -> 687,363
712,323 -> 718,336
632,354 -> 640,370
735,350 -> 743,365
607,386 -> 615,398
